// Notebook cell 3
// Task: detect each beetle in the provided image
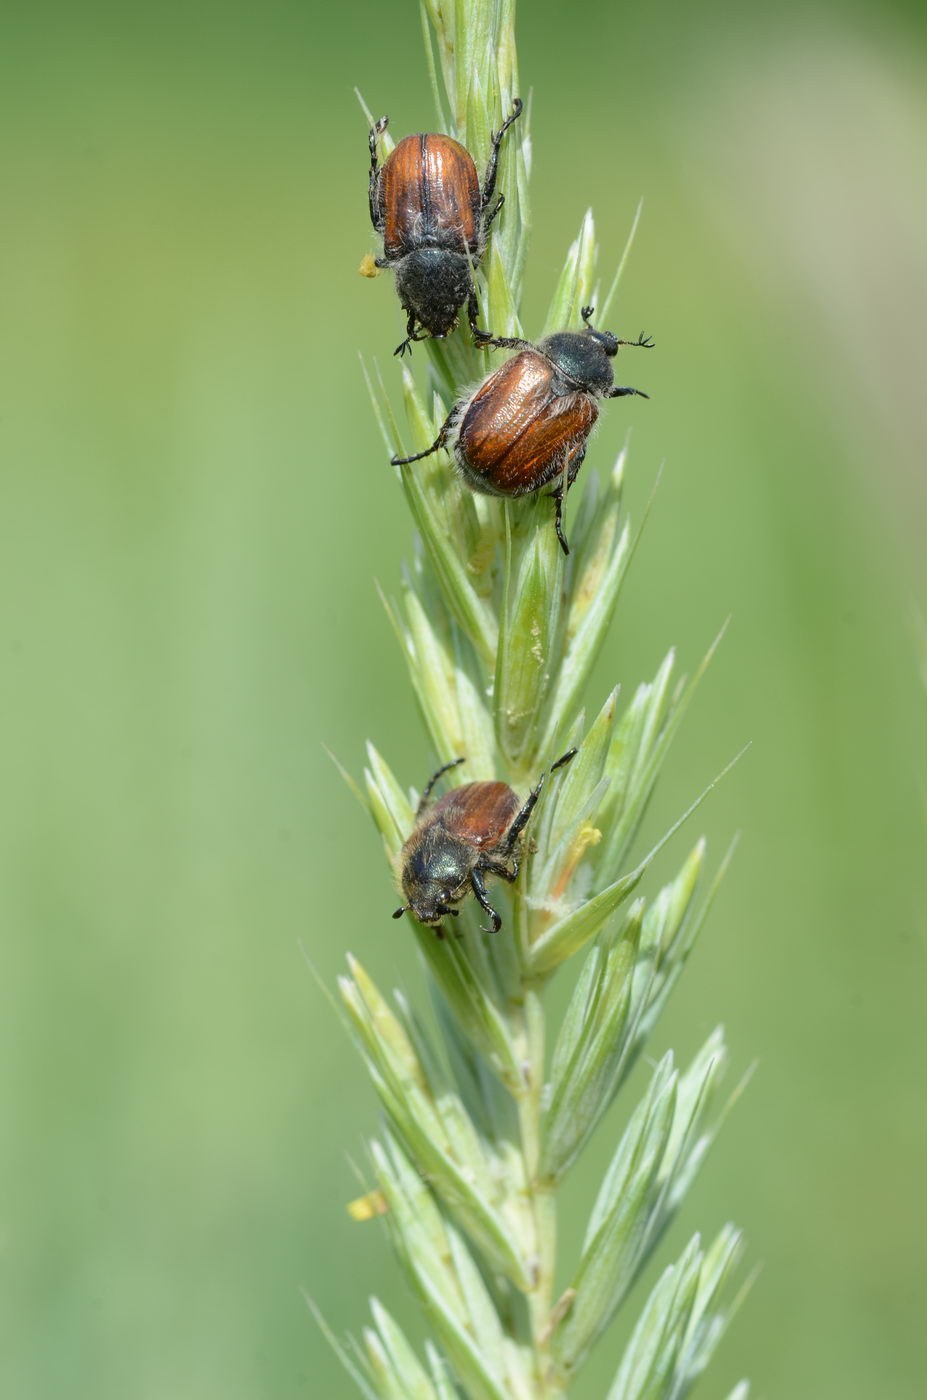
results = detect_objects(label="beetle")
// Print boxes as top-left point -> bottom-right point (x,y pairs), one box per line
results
391,306 -> 654,554
392,749 -> 576,934
367,98 -> 523,357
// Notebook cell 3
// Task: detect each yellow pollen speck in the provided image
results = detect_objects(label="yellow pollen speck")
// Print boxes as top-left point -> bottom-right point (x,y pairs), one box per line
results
573,822 -> 602,855
347,1190 -> 389,1222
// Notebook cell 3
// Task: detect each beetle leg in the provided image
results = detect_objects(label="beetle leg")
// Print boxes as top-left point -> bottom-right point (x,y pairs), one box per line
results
548,452 -> 574,557
483,192 -> 505,231
501,777 -> 546,857
566,441 -> 587,491
548,486 -> 569,556
368,116 -> 388,231
394,310 -> 427,358
470,869 -> 502,933
607,385 -> 650,399
416,756 -> 466,817
500,747 -> 577,857
545,442 -> 585,510
391,404 -> 457,466
369,182 -> 383,232
467,289 -> 494,346
480,857 -> 518,882
394,333 -> 429,357
479,334 -> 534,353
559,451 -> 573,555
481,96 -> 524,207
368,116 -> 388,170
551,747 -> 578,773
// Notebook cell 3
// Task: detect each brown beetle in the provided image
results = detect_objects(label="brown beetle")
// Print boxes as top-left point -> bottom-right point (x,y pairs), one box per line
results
391,306 -> 654,553
393,750 -> 576,934
368,99 -> 523,356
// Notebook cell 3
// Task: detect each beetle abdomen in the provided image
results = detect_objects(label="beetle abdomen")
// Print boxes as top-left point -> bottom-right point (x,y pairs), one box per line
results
381,134 -> 482,259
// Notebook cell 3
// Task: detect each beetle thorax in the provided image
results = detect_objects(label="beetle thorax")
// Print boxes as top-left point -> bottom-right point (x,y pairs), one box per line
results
537,331 -> 615,397
395,249 -> 473,337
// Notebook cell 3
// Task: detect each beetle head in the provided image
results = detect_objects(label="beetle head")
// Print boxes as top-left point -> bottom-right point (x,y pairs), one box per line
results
393,889 -> 460,927
586,327 -> 619,357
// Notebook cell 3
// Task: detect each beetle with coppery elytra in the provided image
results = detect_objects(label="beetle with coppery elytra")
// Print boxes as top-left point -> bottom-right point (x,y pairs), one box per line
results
391,306 -> 654,554
392,750 -> 576,934
367,99 -> 523,357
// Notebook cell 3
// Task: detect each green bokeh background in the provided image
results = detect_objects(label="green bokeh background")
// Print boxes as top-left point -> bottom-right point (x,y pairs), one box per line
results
2,1 -> 925,1395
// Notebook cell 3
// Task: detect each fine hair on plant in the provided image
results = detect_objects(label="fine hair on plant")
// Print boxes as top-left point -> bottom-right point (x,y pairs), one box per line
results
318,2 -> 753,1397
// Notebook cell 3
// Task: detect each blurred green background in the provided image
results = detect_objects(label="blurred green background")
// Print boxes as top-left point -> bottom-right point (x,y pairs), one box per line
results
2,0 -> 925,1395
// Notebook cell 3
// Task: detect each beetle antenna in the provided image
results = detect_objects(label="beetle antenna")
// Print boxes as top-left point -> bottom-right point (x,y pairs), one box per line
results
614,331 -> 655,349
392,905 -> 410,919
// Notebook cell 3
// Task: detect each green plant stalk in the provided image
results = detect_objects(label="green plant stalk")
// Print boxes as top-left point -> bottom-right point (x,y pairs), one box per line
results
328,1 -> 752,1396
513,990 -> 556,1382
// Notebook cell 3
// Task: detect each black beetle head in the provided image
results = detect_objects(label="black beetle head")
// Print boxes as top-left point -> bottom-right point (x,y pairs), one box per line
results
537,330 -> 615,397
393,887 -> 459,927
587,327 -> 619,357
393,867 -> 460,926
395,248 -> 473,338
